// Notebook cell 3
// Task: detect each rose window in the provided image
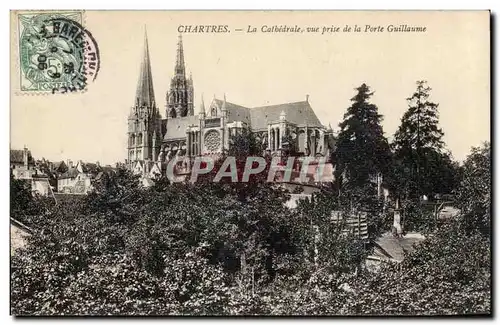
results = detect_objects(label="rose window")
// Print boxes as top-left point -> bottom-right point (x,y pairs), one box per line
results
204,130 -> 221,151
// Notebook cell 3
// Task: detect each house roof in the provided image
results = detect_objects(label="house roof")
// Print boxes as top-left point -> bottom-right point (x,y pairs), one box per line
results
10,219 -> 32,255
81,163 -> 101,173
75,161 -> 103,175
373,232 -> 426,262
10,149 -> 33,164
101,165 -> 116,174
32,170 -> 49,179
59,167 -> 79,179
52,161 -> 67,171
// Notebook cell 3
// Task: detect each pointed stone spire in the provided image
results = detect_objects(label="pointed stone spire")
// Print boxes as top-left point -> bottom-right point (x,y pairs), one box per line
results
135,28 -> 155,108
280,110 -> 286,121
175,33 -> 185,76
222,93 -> 227,111
200,94 -> 205,115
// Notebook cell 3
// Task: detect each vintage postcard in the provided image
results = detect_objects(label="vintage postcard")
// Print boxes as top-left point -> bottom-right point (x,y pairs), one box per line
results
10,10 -> 491,316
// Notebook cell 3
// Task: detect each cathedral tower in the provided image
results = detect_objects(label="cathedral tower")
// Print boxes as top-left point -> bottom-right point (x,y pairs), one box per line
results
127,30 -> 162,166
166,34 -> 194,118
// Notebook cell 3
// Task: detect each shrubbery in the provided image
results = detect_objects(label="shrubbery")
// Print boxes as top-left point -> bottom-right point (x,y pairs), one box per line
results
10,143 -> 491,315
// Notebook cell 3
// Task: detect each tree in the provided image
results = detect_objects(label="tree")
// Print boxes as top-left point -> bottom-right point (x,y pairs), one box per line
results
334,83 -> 391,196
391,80 -> 458,199
342,222 -> 491,315
10,172 -> 35,218
456,142 -> 491,236
10,171 -> 53,224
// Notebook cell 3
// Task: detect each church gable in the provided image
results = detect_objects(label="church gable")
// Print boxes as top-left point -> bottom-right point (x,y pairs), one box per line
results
132,161 -> 144,175
207,99 -> 220,117
149,162 -> 161,178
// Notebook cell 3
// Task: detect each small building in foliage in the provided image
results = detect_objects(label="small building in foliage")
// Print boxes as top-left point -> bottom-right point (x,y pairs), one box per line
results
366,232 -> 426,272
10,147 -> 35,180
10,218 -> 32,255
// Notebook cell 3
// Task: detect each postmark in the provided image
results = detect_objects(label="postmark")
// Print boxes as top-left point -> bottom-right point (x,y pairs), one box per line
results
17,11 -> 100,94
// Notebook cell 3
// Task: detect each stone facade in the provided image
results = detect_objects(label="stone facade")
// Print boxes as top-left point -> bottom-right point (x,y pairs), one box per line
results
126,33 -> 336,175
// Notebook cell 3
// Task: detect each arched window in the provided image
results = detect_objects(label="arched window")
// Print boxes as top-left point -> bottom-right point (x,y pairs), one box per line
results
276,128 -> 280,149
298,130 -> 306,153
130,134 -> 136,147
137,133 -> 143,146
270,129 -> 275,150
211,106 -> 217,117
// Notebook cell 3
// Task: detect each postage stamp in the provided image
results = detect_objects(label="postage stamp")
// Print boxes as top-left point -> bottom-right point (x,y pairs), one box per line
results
17,11 -> 100,94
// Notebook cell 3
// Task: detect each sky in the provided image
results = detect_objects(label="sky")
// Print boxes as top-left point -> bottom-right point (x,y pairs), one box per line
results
10,11 -> 490,165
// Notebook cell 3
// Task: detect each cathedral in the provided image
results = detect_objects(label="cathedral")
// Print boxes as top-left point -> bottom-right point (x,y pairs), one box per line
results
126,32 -> 336,178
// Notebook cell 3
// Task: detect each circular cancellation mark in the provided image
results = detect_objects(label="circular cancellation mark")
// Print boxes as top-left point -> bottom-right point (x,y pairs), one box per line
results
19,14 -> 100,94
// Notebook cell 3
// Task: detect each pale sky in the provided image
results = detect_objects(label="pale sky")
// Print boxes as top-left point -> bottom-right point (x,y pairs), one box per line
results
10,11 -> 490,165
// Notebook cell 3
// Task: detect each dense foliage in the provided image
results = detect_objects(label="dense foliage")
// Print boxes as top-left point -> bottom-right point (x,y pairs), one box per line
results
10,82 -> 490,316
455,142 -> 491,236
10,172 -> 53,225
11,147 -> 491,316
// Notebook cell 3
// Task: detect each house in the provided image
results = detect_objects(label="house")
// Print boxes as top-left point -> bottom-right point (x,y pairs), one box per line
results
366,232 -> 426,272
11,148 -> 56,197
57,160 -> 117,194
31,172 -> 51,196
365,200 -> 426,271
57,160 -> 99,194
10,147 -> 34,179
32,158 -> 59,192
10,218 -> 32,255
57,167 -> 80,193
50,160 -> 68,174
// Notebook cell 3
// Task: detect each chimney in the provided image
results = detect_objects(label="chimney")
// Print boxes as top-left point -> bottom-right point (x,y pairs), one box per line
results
393,198 -> 403,237
67,159 -> 73,169
306,94 -> 309,102
23,147 -> 29,168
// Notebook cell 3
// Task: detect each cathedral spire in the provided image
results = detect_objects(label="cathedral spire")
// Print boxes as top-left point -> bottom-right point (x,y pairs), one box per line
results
200,94 -> 205,114
175,33 -> 185,76
166,33 -> 194,118
135,28 -> 156,108
222,93 -> 227,110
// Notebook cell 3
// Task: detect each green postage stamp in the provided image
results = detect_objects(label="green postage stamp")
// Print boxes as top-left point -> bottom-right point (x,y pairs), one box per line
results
17,11 -> 100,93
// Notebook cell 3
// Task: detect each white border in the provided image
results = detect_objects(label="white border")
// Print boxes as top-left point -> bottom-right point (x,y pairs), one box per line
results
3,1 -> 497,324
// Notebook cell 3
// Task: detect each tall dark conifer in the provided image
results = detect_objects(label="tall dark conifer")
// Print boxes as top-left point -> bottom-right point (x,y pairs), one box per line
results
334,84 -> 391,191
392,80 -> 457,199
